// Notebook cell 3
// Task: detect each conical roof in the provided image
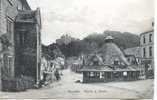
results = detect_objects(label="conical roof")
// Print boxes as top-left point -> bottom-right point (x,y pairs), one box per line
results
98,42 -> 130,66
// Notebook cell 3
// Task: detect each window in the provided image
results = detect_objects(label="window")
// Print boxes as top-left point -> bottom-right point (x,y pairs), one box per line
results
149,34 -> 152,42
93,61 -> 99,65
7,17 -> 14,39
100,72 -> 104,79
107,72 -> 111,79
143,48 -> 146,57
96,72 -> 100,77
149,46 -> 152,57
152,22 -> 154,27
90,72 -> 94,77
114,60 -> 119,65
143,35 -> 146,44
123,72 -> 127,76
148,64 -> 152,70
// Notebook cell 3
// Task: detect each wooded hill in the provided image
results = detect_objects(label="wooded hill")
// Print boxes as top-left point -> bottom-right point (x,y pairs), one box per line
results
42,31 -> 140,58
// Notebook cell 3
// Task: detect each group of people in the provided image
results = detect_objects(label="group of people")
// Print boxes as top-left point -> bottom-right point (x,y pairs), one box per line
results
39,69 -> 62,87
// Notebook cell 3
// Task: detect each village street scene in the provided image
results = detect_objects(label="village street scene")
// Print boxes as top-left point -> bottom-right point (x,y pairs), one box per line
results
0,69 -> 154,99
0,0 -> 155,99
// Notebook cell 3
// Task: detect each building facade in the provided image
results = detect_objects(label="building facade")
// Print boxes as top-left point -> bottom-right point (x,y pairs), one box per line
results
0,0 -> 41,90
140,29 -> 154,78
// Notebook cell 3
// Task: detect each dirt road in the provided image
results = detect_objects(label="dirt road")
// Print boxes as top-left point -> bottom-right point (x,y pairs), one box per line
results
0,69 -> 154,99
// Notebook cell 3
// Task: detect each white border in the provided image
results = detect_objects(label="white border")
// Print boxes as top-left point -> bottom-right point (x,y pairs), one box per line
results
154,0 -> 157,100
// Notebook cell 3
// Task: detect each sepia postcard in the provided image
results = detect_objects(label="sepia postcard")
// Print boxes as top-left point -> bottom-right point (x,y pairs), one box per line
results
0,0 -> 155,99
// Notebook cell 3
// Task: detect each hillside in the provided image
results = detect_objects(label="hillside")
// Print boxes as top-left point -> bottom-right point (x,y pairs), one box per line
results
42,31 -> 140,58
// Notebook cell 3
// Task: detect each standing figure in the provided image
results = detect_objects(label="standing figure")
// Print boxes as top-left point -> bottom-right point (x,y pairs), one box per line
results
55,69 -> 60,81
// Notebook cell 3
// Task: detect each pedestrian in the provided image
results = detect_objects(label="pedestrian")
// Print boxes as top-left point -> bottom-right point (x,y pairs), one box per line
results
55,69 -> 60,81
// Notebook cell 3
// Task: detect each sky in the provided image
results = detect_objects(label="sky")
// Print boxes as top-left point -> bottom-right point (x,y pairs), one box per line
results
27,0 -> 154,45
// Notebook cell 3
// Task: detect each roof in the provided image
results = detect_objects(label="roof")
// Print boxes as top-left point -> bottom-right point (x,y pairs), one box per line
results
124,47 -> 141,58
80,65 -> 113,72
79,65 -> 140,72
16,8 -> 42,28
85,54 -> 104,65
140,30 -> 154,36
19,0 -> 31,10
98,43 -> 130,65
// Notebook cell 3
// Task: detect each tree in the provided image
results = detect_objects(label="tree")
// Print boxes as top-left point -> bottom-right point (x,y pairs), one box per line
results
43,31 -> 140,58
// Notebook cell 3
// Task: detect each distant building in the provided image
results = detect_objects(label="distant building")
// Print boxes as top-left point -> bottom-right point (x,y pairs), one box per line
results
80,36 -> 140,83
56,34 -> 76,45
140,22 -> 154,78
124,47 -> 141,65
0,0 -> 41,90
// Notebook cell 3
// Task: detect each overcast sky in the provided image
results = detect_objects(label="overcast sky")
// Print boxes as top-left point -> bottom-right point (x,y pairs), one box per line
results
27,0 -> 154,45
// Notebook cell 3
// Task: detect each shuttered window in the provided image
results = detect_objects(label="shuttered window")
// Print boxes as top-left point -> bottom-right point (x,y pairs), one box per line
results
143,35 -> 146,44
149,34 -> 152,42
149,46 -> 152,57
143,48 -> 146,58
90,72 -> 94,77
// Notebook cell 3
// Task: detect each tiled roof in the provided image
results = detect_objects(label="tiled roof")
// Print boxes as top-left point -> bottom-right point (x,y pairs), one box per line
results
124,47 -> 141,58
85,54 -> 104,65
79,65 -> 140,72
